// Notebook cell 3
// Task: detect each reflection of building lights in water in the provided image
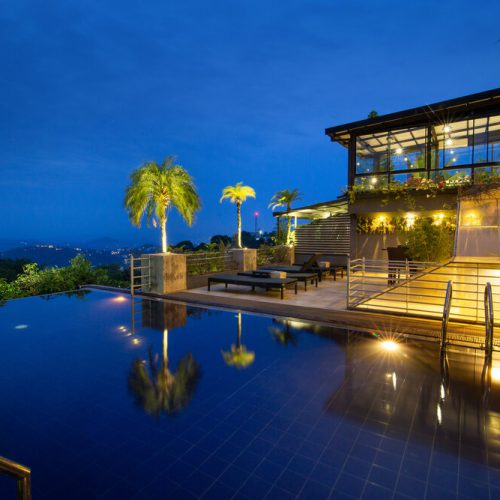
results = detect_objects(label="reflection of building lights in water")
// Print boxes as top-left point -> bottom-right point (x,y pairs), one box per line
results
131,338 -> 141,345
437,404 -> 442,425
15,324 -> 29,330
380,340 -> 399,352
392,372 -> 397,391
440,383 -> 446,401
491,367 -> 500,381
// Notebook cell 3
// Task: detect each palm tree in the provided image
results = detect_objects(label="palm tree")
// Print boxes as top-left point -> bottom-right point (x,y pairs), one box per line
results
124,157 -> 201,253
128,328 -> 201,416
220,182 -> 256,248
221,313 -> 255,369
269,188 -> 302,244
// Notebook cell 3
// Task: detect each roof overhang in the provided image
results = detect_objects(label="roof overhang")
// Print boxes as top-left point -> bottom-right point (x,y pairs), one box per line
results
325,87 -> 500,147
273,198 -> 348,220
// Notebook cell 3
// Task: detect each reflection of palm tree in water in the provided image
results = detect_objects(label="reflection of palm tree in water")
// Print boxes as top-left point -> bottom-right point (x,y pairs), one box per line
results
269,320 -> 297,346
128,328 -> 200,416
222,313 -> 255,369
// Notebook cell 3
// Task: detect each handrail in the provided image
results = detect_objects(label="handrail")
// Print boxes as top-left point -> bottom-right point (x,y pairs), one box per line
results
485,282 -> 494,356
440,280 -> 452,352
130,254 -> 151,296
0,456 -> 31,500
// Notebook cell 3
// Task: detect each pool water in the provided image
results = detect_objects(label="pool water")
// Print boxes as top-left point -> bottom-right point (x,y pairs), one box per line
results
0,290 -> 499,499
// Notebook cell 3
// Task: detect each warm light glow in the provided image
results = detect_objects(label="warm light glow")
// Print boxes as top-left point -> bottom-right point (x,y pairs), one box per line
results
392,372 -> 397,391
464,211 -> 480,226
371,177 -> 378,184
112,296 -> 127,303
395,147 -> 403,155
433,213 -> 445,225
443,125 -> 452,133
436,404 -> 442,425
406,213 -> 416,229
380,340 -> 399,352
445,138 -> 453,146
131,338 -> 141,345
491,367 -> 500,381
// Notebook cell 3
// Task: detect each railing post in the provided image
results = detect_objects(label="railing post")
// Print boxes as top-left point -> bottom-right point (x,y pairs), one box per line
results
441,280 -> 452,352
346,257 -> 351,309
485,282 -> 494,357
405,259 -> 409,314
130,255 -> 134,297
361,257 -> 366,299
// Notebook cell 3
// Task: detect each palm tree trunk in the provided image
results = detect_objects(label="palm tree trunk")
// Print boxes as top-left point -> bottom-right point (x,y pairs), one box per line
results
286,202 -> 292,244
237,202 -> 242,248
161,218 -> 167,253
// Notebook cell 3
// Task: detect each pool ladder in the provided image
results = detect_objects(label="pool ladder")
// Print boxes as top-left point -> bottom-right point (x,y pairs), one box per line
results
0,455 -> 31,499
440,280 -> 495,355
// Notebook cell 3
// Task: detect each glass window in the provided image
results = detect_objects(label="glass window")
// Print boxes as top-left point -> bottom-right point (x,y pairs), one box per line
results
487,116 -> 500,164
355,127 -> 427,174
432,120 -> 473,168
354,174 -> 387,189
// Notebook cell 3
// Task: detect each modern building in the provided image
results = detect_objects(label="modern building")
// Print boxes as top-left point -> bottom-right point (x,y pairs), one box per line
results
276,88 -> 500,263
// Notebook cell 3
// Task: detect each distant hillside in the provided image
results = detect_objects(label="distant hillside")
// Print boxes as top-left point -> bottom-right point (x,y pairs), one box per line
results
0,245 -> 130,267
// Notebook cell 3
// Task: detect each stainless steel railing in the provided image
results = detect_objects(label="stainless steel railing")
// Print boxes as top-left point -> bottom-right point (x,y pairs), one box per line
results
440,280 -> 452,351
0,456 -> 31,500
129,255 -> 151,296
485,282 -> 494,355
347,258 -> 500,325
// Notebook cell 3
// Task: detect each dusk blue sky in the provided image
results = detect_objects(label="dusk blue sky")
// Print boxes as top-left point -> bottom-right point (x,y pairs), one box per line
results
1,0 -> 499,246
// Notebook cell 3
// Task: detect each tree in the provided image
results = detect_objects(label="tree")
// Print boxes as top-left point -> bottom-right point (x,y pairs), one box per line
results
124,157 -> 201,253
367,110 -> 379,119
220,182 -> 256,248
268,188 -> 302,244
128,328 -> 201,416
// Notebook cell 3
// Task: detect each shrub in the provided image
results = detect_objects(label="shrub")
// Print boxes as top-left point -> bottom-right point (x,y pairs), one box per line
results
406,218 -> 454,262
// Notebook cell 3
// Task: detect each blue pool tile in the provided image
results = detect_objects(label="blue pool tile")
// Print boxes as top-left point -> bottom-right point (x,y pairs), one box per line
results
458,476 -> 490,499
368,464 -> 398,490
362,482 -> 393,499
237,474 -> 273,499
343,456 -> 372,479
299,479 -> 331,499
286,454 -> 315,475
309,462 -> 340,488
395,475 -> 427,499
334,471 -> 366,498
254,458 -> 283,483
275,468 -> 307,495
218,464 -> 250,490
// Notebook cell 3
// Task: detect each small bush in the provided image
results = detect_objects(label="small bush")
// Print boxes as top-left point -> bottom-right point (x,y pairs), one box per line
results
406,218 -> 454,262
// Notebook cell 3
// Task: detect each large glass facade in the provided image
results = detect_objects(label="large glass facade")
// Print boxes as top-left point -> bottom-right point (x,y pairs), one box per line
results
353,113 -> 500,189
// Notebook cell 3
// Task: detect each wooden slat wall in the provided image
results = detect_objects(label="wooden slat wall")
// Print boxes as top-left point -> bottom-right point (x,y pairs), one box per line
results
295,214 -> 351,254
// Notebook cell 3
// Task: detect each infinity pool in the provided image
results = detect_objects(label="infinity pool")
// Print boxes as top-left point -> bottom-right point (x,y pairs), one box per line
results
0,290 -> 499,499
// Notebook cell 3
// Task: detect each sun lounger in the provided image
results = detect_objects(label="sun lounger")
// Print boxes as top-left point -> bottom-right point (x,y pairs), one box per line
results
238,270 -> 318,291
207,274 -> 298,299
